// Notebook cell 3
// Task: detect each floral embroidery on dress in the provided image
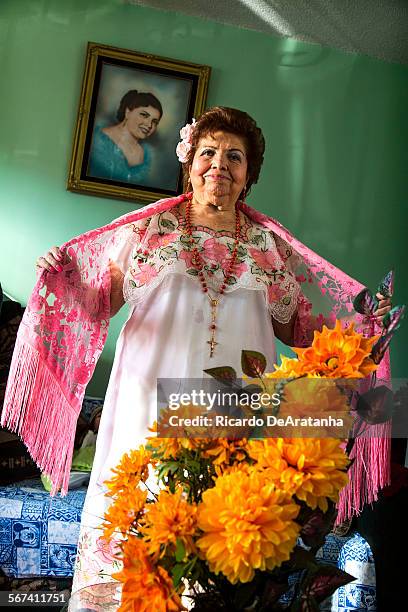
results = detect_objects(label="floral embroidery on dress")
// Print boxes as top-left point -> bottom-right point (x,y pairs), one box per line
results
122,205 -> 300,324
71,527 -> 123,598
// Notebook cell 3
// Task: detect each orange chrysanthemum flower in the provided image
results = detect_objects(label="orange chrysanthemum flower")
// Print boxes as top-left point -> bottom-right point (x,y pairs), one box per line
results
279,438 -> 348,511
247,439 -> 304,498
140,488 -> 197,560
113,537 -> 184,612
264,377 -> 351,437
196,469 -> 300,584
248,438 -> 349,511
103,488 -> 147,539
105,446 -> 153,497
291,320 -> 379,378
147,420 -> 204,460
203,437 -> 249,468
246,439 -> 287,474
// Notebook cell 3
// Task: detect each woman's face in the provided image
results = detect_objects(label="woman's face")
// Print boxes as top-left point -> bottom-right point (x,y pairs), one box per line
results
189,131 -> 248,205
125,105 -> 161,139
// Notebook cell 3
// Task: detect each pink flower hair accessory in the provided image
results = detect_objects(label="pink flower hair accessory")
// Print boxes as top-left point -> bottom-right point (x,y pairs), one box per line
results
176,118 -> 196,163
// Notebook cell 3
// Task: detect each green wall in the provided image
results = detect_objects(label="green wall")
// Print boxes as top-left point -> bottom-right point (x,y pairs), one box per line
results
1,0 -> 407,395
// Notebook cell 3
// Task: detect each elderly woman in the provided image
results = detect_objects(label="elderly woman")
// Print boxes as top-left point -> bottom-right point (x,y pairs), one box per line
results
89,89 -> 163,184
2,107 -> 391,610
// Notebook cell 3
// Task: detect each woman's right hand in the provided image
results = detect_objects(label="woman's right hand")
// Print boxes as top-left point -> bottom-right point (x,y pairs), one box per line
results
35,246 -> 65,273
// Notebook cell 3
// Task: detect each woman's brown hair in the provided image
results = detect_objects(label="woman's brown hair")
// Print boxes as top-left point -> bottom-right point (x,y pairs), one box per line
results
182,106 -> 265,197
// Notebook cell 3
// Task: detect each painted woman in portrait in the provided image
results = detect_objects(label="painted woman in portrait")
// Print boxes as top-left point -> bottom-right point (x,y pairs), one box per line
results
89,90 -> 162,185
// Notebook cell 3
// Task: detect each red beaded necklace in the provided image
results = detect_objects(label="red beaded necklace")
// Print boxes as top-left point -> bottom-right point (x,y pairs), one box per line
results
185,196 -> 241,358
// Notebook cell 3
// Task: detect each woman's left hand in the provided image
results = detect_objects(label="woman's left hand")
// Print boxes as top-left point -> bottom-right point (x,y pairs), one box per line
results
374,292 -> 392,325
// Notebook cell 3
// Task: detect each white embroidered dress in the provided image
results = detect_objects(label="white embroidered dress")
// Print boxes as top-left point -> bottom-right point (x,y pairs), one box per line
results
69,205 -> 300,610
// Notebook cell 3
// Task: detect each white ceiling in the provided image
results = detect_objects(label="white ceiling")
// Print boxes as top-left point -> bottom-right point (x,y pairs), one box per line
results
126,0 -> 408,65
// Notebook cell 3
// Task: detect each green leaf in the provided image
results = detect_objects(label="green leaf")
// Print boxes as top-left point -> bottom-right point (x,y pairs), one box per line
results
161,219 -> 176,229
260,576 -> 290,608
241,350 -> 267,378
187,557 -> 201,583
297,595 -> 320,612
355,386 -> 394,425
175,538 -> 186,562
171,562 -> 186,588
156,461 -> 179,481
251,234 -> 264,246
300,504 -> 336,550
203,366 -> 237,384
250,263 -> 264,275
187,459 -> 202,474
171,557 -> 198,588
166,461 -> 179,473
232,580 -> 259,608
180,235 -> 192,245
240,384 -> 263,397
287,546 -> 319,571
159,247 -> 177,259
186,268 -> 199,276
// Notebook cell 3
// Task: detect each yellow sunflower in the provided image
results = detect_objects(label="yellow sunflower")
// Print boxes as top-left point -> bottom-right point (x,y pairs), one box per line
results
140,488 -> 197,560
196,468 -> 300,584
102,487 -> 147,539
113,537 -> 184,612
292,320 -> 379,378
265,355 -> 307,378
105,446 -> 152,497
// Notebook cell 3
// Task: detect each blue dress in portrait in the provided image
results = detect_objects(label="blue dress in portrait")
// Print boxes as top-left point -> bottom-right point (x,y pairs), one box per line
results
88,125 -> 152,185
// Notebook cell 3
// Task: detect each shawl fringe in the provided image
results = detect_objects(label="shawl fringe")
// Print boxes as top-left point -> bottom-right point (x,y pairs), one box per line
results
336,432 -> 391,523
1,335 -> 77,496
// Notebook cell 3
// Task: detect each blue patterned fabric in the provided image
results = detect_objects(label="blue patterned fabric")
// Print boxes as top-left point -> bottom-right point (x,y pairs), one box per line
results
332,533 -> 376,611
317,532 -> 351,566
278,569 -> 304,607
0,396 -> 102,579
0,479 -> 86,578
80,396 -> 104,424
278,533 -> 376,611
316,533 -> 351,611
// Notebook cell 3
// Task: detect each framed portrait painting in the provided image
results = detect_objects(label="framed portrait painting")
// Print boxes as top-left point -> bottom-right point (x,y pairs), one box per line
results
67,42 -> 210,204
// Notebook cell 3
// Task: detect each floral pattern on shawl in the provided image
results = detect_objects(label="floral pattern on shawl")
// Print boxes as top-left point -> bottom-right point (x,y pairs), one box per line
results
122,206 -> 301,325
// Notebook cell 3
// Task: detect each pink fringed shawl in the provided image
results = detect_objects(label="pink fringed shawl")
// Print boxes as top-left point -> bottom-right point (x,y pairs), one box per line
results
1,192 -> 390,522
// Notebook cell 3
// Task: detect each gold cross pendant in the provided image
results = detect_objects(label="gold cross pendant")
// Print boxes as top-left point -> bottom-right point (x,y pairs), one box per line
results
207,337 -> 218,358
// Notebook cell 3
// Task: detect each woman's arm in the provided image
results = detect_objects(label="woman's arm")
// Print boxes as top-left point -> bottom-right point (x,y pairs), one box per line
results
273,292 -> 392,348
109,260 -> 125,318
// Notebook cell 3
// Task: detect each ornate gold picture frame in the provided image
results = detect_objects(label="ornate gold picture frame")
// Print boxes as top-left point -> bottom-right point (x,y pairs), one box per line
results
67,42 -> 210,205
